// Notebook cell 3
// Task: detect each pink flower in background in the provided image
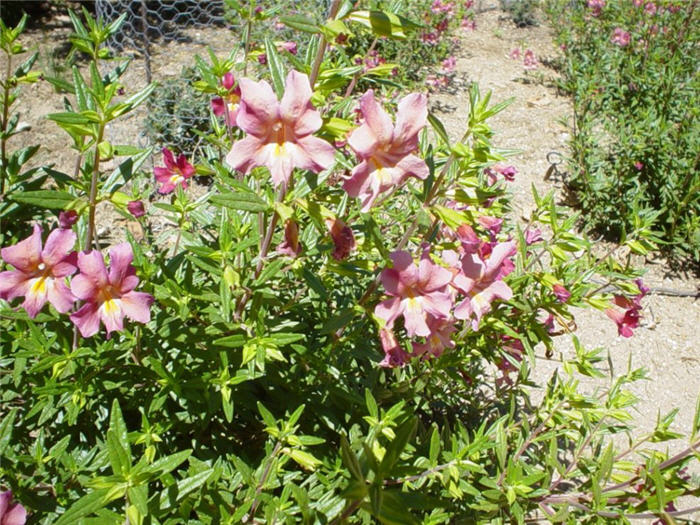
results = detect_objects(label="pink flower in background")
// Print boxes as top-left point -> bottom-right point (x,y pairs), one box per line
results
450,241 -> 516,329
605,294 -> 641,337
70,243 -> 153,338
375,250 -> 453,338
412,315 -> 456,358
477,216 -> 503,236
611,27 -> 631,47
461,18 -> 476,31
226,70 -> 335,189
644,2 -> 656,15
524,227 -> 543,245
277,219 -> 302,258
420,32 -> 439,45
343,90 -> 429,211
509,48 -> 521,60
634,161 -> 644,171
587,0 -> 605,15
127,200 -> 145,218
154,148 -> 195,194
441,56 -> 456,72
277,41 -> 298,54
211,72 -> 241,127
378,328 -> 411,368
552,284 -> 571,303
58,210 -> 78,229
633,0 -> 643,6
326,218 -> 355,261
0,490 -> 26,525
257,53 -> 267,65
523,49 -> 538,69
494,164 -> 517,181
0,225 -> 77,318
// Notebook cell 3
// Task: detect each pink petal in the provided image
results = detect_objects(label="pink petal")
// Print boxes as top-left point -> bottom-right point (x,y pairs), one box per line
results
70,273 -> 98,301
263,144 -> 295,188
120,291 -> 152,323
374,297 -> 401,328
418,258 -> 452,291
236,78 -> 279,136
395,154 -> 429,180
1,224 -> 42,272
77,250 -> 109,289
162,148 -> 177,170
393,93 -> 427,151
157,180 -> 177,195
359,90 -> 394,146
485,279 -> 513,302
71,302 -> 101,337
226,136 -> 265,174
294,135 -> 336,173
176,154 -> 195,178
0,270 -> 30,300
3,503 -> 27,525
222,72 -> 235,90
100,299 -> 124,335
422,290 -> 453,319
154,166 -> 173,181
280,71 -> 320,136
51,251 -> 78,278
47,278 -> 75,313
41,228 -> 77,268
347,123 -> 380,159
108,243 -> 135,288
402,299 -> 430,337
21,277 -> 49,318
0,490 -> 10,517
211,97 -> 226,116
342,161 -> 372,198
453,297 -> 473,320
483,241 -> 516,279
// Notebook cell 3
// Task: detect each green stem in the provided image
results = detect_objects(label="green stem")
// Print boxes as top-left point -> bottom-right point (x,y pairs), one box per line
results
85,123 -> 105,251
309,0 -> 343,87
0,52 -> 12,197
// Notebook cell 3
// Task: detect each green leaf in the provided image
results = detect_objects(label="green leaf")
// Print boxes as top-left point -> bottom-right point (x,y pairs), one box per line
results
102,148 -> 152,193
378,417 -> 417,476
257,402 -> 277,429
144,449 -> 191,477
159,468 -> 214,510
279,14 -> 320,33
264,37 -> 286,98
346,10 -> 421,39
54,489 -> 113,525
127,485 -> 148,516
429,426 -> 440,465
288,448 -> 322,470
428,112 -> 450,146
365,388 -> 378,418
210,192 -> 269,212
8,190 -> 78,210
0,409 -> 17,456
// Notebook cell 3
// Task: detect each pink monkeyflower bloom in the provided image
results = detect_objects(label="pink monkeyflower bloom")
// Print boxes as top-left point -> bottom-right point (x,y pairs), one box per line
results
0,225 -> 77,318
477,216 -> 503,236
226,70 -> 335,189
0,490 -> 26,525
456,223 -> 481,253
257,53 -> 267,65
611,27 -> 631,47
378,327 -> 411,368
587,0 -> 605,15
211,72 -> 241,127
375,250 -> 453,338
126,200 -> 145,218
644,2 -> 656,15
420,32 -> 439,45
154,148 -> 195,194
277,41 -> 298,54
524,227 -> 543,245
343,90 -> 429,211
605,294 -> 641,337
58,210 -> 78,229
277,219 -> 302,258
70,243 -> 154,338
411,315 -> 456,358
634,161 -> 644,171
552,284 -> 571,303
450,241 -> 516,329
461,18 -> 476,31
325,217 -> 355,261
441,56 -> 456,72
509,48 -> 521,60
435,18 -> 449,33
494,164 -> 517,181
523,49 -> 538,69
633,0 -> 643,6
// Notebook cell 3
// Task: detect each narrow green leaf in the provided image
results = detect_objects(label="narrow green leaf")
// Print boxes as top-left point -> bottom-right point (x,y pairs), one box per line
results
0,410 -> 17,456
159,468 -> 214,510
279,14 -> 320,34
264,37 -> 286,98
340,435 -> 364,481
210,192 -> 269,212
54,488 -> 112,525
8,190 -> 77,210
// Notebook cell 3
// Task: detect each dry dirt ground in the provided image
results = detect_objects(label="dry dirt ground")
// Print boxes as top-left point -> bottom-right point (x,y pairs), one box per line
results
7,0 -> 700,518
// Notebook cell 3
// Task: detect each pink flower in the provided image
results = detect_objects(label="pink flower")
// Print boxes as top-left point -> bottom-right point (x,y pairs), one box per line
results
509,48 -> 521,60
523,49 -> 538,69
411,315 -> 456,358
277,41 -> 298,55
552,284 -> 571,303
611,27 -> 631,47
441,56 -> 456,73
276,219 -> 302,258
211,72 -> 241,127
644,2 -> 656,15
257,53 -> 267,65
226,70 -> 336,189
450,241 -> 515,329
461,18 -> 476,31
343,90 -> 429,211
587,0 -> 605,15
70,243 -> 154,337
605,294 -> 641,337
0,490 -> 26,525
326,218 -> 355,260
477,216 -> 503,236
154,148 -> 195,194
375,250 -> 453,338
0,225 -> 77,318
127,200 -> 145,218
58,210 -> 78,229
524,227 -> 543,245
494,164 -> 517,181
634,161 -> 644,171
378,328 -> 411,368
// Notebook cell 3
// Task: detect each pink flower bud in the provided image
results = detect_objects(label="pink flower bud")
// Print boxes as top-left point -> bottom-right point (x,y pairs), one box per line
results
127,200 -> 146,218
58,210 -> 79,229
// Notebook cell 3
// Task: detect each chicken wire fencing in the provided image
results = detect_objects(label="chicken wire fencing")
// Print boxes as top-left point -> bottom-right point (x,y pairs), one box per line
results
94,0 -> 328,157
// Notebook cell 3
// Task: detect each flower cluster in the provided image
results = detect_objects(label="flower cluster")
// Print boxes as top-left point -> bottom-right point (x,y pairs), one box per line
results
0,227 -> 153,338
611,27 -> 631,47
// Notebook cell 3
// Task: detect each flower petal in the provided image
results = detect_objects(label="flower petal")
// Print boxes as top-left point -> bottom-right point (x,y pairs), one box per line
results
162,148 -> 177,170
21,276 -> 49,318
347,122 -> 380,159
374,297 -> 401,328
0,270 -> 30,300
108,243 -> 135,289
359,90 -> 394,145
236,78 -> 279,136
77,250 -> 109,289
154,166 -> 173,181
71,302 -> 101,338
100,298 -> 124,335
294,135 -> 336,173
4,502 -> 26,525
280,71 -> 320,135
41,227 -> 77,268
120,291 -> 153,324
1,224 -> 42,272
342,161 -> 372,198
393,93 -> 427,151
226,136 -> 265,174
395,153 -> 429,180
47,278 -> 75,313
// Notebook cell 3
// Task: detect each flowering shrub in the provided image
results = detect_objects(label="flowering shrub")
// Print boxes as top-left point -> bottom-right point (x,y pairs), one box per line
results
0,5 -> 698,524
546,0 -> 699,266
